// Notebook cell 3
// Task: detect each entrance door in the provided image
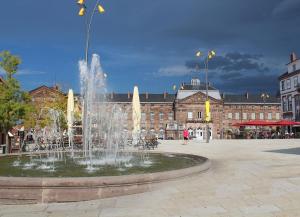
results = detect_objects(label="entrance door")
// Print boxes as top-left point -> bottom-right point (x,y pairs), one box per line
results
196,128 -> 204,140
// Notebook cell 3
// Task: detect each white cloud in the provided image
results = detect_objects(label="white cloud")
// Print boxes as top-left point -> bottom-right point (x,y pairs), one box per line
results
155,65 -> 193,77
0,68 -> 46,76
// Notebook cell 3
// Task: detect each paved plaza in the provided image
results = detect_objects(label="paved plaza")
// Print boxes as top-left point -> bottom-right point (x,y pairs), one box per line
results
1,139 -> 300,217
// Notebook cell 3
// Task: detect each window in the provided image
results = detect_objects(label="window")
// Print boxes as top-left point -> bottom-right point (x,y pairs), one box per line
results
228,113 -> 232,119
288,95 -> 292,111
251,113 -> 256,120
267,113 -> 272,120
259,113 -> 264,120
159,112 -> 164,122
293,64 -> 296,72
187,112 -> 193,120
168,112 -> 173,121
294,76 -> 299,87
276,113 -> 280,120
287,79 -> 291,89
141,113 -> 146,122
282,96 -> 288,112
197,112 -> 202,119
150,112 -> 154,122
281,80 -> 285,91
242,113 -> 247,120
235,113 -> 240,120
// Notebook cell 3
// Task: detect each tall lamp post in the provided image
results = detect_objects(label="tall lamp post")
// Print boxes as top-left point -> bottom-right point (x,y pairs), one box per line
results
195,50 -> 216,143
260,93 -> 270,120
76,0 -> 105,63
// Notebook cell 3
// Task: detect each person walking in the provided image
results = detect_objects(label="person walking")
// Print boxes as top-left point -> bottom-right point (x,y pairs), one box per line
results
183,129 -> 189,145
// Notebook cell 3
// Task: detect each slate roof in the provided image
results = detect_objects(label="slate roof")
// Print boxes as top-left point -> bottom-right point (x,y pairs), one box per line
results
107,93 -> 175,103
223,94 -> 280,104
278,69 -> 300,80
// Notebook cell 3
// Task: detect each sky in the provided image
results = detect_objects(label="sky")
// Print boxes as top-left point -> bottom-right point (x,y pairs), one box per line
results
0,0 -> 300,94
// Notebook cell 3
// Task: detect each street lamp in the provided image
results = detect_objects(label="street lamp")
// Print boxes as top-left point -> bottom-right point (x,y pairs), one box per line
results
195,50 -> 216,143
76,0 -> 105,63
261,93 -> 269,120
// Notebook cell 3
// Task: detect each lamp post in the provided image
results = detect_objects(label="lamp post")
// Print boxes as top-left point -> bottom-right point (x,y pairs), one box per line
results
195,50 -> 216,143
260,93 -> 270,120
76,0 -> 105,63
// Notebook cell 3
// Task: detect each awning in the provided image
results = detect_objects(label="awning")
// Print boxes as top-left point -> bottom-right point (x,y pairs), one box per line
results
233,120 -> 300,127
273,120 -> 300,126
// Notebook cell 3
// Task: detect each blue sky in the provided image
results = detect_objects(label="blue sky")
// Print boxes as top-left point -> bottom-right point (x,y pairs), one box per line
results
0,0 -> 300,94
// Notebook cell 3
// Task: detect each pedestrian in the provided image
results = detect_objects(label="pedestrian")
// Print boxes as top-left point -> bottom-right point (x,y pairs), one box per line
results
183,129 -> 189,145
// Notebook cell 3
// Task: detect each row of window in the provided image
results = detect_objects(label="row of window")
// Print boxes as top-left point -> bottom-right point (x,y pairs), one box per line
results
187,112 -> 202,120
282,95 -> 293,112
227,112 -> 280,120
281,76 -> 299,91
141,112 -> 173,122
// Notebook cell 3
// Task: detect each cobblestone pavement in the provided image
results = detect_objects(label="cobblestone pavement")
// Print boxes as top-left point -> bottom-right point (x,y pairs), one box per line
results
1,139 -> 300,217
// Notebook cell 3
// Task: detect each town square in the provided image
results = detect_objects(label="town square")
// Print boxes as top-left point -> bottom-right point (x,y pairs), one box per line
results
0,0 -> 300,216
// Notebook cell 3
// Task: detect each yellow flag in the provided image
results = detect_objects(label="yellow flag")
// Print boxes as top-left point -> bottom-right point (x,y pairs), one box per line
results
78,7 -> 85,16
98,4 -> 105,13
77,0 -> 85,5
205,100 -> 211,122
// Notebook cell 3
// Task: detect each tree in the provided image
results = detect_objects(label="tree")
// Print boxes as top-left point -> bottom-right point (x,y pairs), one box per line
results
0,50 -> 32,152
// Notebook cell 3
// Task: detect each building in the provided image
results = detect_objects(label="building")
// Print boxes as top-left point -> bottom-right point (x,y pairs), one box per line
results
106,78 -> 281,140
278,52 -> 300,122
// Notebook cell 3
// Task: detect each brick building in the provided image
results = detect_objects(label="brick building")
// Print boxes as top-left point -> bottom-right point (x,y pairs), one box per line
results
105,78 -> 281,140
27,78 -> 282,140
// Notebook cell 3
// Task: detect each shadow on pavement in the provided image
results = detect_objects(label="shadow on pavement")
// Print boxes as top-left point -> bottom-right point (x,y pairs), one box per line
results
266,147 -> 300,155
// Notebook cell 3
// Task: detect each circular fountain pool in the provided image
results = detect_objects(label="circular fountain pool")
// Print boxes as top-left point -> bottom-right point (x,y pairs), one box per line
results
0,152 -> 210,204
0,152 -> 206,177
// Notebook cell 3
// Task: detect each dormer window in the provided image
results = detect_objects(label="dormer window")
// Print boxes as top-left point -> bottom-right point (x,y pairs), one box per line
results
191,78 -> 200,86
293,64 -> 296,72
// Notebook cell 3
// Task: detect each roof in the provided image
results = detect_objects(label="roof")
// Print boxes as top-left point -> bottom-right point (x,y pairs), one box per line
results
278,69 -> 300,80
106,93 -> 175,103
29,85 -> 65,96
181,82 -> 216,91
223,94 -> 280,104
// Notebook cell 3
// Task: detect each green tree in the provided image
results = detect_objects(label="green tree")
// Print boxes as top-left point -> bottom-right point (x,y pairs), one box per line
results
0,50 -> 32,151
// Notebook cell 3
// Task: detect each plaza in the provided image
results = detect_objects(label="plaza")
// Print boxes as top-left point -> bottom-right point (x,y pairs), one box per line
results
1,139 -> 300,217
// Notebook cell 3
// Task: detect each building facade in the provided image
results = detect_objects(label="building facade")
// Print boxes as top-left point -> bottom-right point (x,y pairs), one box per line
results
27,78 -> 282,140
106,78 -> 281,140
279,52 -> 300,122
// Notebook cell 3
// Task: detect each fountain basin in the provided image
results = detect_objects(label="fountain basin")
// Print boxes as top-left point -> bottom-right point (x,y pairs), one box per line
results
0,152 -> 210,204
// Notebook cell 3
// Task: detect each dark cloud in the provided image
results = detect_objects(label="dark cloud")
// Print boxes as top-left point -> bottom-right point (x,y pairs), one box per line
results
185,52 -> 269,73
215,74 -> 279,94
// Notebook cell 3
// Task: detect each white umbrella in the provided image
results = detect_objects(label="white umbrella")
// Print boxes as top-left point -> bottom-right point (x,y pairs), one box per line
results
132,86 -> 141,145
67,89 -> 74,147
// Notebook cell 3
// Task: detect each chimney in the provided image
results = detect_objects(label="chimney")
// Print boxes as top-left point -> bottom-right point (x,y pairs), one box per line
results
290,52 -> 297,62
164,91 -> 167,99
53,84 -> 60,91
127,91 -> 131,99
145,92 -> 149,99
245,92 -> 249,99
111,92 -> 114,99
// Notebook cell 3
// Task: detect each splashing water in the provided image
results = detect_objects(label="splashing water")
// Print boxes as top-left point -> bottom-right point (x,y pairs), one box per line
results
79,54 -> 131,168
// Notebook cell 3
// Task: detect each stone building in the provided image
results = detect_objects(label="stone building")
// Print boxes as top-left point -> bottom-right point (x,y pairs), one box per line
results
29,85 -> 65,106
278,52 -> 300,122
106,78 -> 281,140
26,78 -> 282,140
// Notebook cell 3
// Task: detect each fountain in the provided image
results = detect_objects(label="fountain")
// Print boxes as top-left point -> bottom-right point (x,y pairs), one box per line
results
0,54 -> 210,204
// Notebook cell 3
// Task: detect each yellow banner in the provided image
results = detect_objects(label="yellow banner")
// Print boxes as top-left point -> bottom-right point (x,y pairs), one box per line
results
205,100 -> 211,122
